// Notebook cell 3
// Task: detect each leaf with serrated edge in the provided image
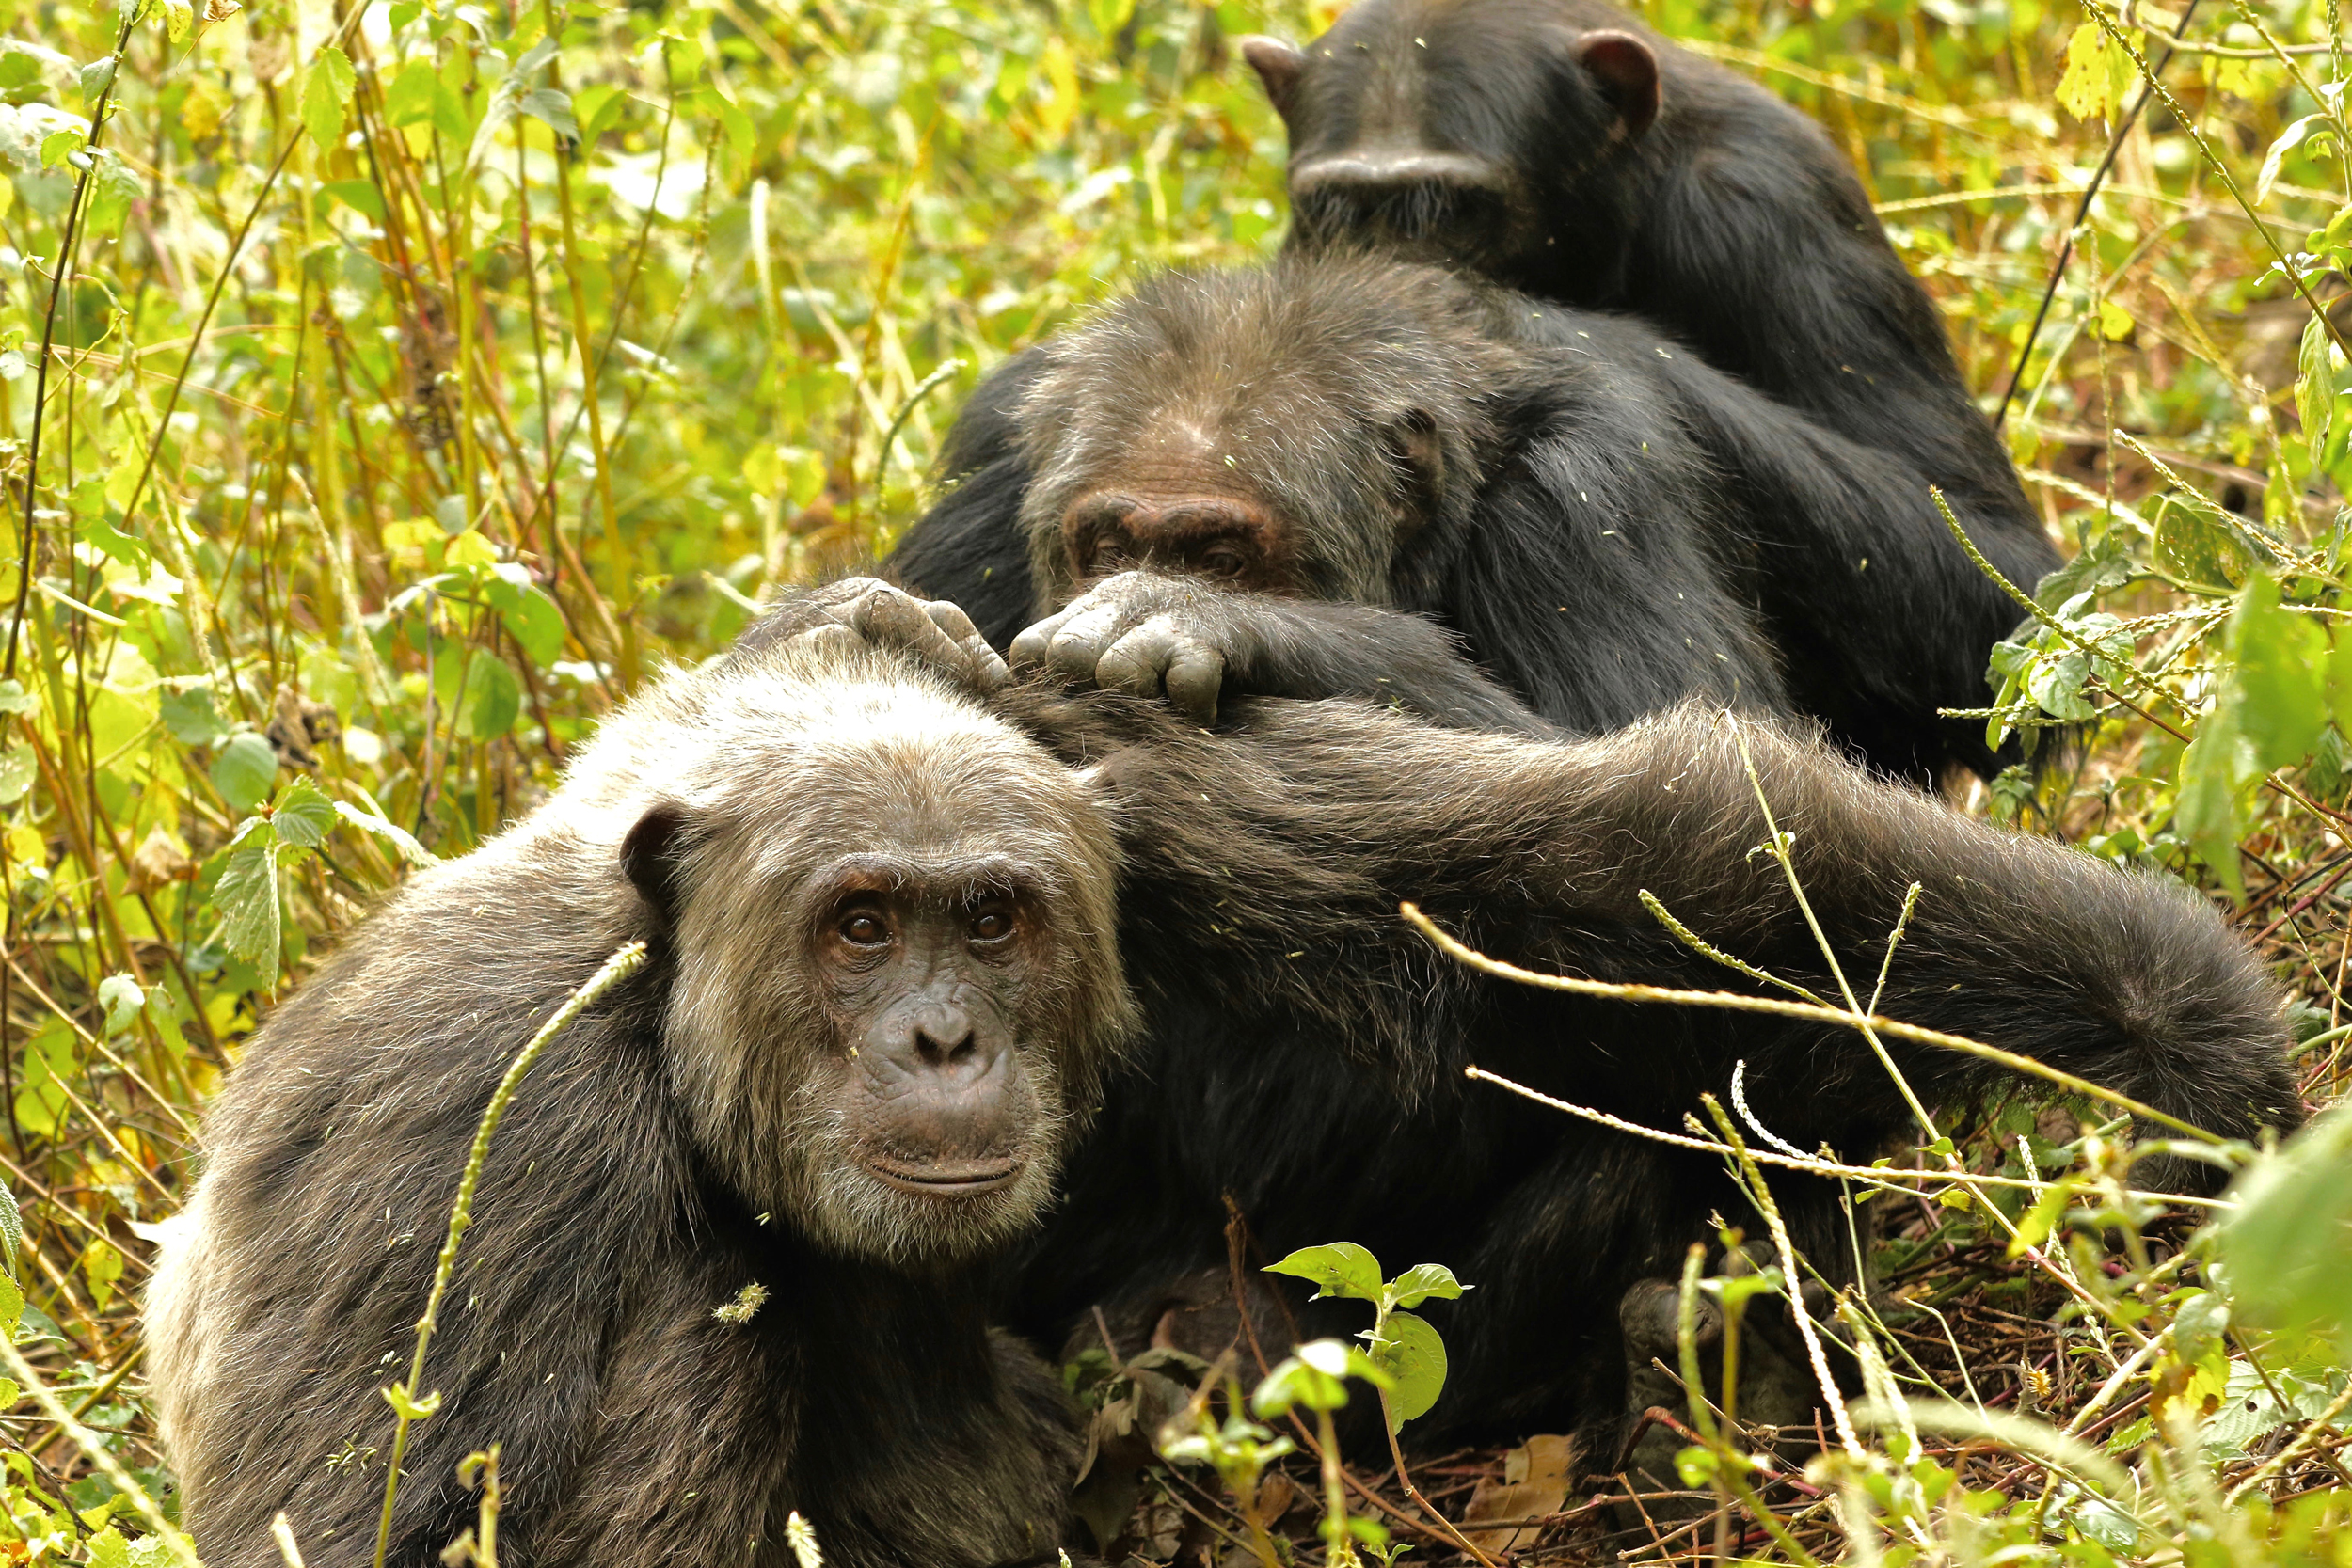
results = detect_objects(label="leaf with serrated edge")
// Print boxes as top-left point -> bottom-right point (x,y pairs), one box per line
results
272,776 -> 337,849
1265,1242 -> 1383,1303
213,839 -> 281,969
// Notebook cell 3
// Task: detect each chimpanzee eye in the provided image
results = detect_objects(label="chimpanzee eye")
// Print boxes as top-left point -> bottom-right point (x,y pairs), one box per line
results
838,912 -> 890,947
970,907 -> 1016,943
1202,549 -> 1245,578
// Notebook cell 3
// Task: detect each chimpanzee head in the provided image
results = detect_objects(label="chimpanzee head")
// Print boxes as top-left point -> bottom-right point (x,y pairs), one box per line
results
619,644 -> 1135,1265
1013,256 -> 1517,616
1240,0 -> 1661,298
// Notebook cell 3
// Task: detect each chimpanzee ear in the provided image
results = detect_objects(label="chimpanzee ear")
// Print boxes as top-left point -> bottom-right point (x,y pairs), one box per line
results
621,802 -> 699,927
1239,35 -> 1307,119
1573,31 -> 1661,137
1381,408 -> 1446,535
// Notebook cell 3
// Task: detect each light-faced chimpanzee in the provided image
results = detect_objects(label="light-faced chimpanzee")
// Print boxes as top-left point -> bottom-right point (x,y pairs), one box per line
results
146,581 -> 1128,1568
799,583 -> 2291,1467
897,254 -> 2030,778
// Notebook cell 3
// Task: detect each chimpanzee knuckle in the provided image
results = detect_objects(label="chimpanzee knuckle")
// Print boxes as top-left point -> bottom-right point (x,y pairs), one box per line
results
966,640 -> 1011,691
794,621 -> 865,659
1163,645 -> 1226,724
808,575 -> 891,610
1098,625 -> 1181,697
922,598 -> 985,646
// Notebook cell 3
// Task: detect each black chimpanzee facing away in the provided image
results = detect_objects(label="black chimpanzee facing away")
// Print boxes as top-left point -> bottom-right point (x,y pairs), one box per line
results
1238,0 -> 2058,664
899,255 -> 2036,779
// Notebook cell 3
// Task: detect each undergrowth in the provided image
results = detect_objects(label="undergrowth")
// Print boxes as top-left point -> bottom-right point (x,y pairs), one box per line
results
0,0 -> 2344,1560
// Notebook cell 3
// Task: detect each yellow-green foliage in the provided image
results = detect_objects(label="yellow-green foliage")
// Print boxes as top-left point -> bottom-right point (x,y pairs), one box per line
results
0,0 -> 2347,1559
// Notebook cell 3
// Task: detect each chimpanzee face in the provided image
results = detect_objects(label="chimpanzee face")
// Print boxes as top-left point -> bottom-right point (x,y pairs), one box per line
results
1015,261 -> 1503,618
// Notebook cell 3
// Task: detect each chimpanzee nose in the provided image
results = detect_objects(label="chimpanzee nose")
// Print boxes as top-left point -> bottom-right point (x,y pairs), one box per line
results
1291,148 -> 1505,200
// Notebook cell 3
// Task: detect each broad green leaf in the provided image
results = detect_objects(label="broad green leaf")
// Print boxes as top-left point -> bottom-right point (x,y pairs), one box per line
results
383,57 -> 438,126
444,529 -> 498,570
454,652 -> 522,740
0,1271 -> 21,1337
40,128 -> 87,167
2169,1289 -> 2232,1369
2175,710 -> 2252,897
1365,1307 -> 1448,1430
0,1182 -> 19,1277
2226,573 -> 2327,773
161,687 -> 224,744
1249,1338 -> 1391,1417
85,1526 -> 129,1568
302,44 -> 356,152
520,86 -> 578,138
502,584 -> 567,667
2212,1103 -> 2352,1354
1265,1242 -> 1383,1303
272,776 -> 337,849
0,749 -> 32,807
1383,1261 -> 1468,1312
213,837 -> 282,969
0,680 -> 35,716
2152,494 -> 2258,594
158,0 -> 191,41
210,731 -> 279,813
96,974 -> 143,1037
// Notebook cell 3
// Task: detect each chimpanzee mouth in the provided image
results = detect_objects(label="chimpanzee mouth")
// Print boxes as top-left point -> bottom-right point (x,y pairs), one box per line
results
865,1155 -> 1024,1196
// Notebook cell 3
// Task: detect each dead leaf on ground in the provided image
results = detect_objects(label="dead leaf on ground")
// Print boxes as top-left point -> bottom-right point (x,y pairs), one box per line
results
1462,1433 -> 1577,1555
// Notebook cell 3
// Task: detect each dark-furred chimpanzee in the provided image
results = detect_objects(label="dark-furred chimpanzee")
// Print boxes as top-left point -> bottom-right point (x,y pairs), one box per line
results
898,255 -> 2026,778
147,581 -> 1121,1568
891,0 -> 2058,779
817,583 -> 2290,1465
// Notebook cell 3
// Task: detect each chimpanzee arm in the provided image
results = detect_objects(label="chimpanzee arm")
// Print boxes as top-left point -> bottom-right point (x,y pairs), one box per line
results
1022,692 -> 2296,1187
878,349 -> 1047,646
1007,569 -> 1554,735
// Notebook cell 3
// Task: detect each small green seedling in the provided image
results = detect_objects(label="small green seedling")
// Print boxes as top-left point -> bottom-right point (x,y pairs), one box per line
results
1265,1243 -> 1469,1433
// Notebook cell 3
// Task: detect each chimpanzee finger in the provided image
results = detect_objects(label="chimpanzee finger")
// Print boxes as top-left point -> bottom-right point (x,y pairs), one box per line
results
1162,642 -> 1226,725
848,585 -> 974,675
803,575 -> 892,612
1038,604 -> 1133,676
1096,621 -> 1184,700
920,599 -> 1009,689
1008,605 -> 1081,670
791,621 -> 865,659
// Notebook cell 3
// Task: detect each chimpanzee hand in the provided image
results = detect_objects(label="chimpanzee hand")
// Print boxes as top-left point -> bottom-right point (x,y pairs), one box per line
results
775,578 -> 1009,691
1009,572 -> 1233,722
1009,570 -> 1554,735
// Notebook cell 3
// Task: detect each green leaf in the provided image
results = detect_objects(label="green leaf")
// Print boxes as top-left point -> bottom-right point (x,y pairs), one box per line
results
2226,573 -> 2327,773
1365,1307 -> 1447,1430
96,974 -> 142,1037
382,1383 -> 442,1420
2055,22 -> 2110,120
2169,1289 -> 2231,1369
0,749 -> 33,807
158,0 -> 191,42
302,45 -> 356,152
272,776 -> 337,849
1265,1243 -> 1383,1304
454,652 -> 522,740
2297,309 -> 2338,456
1249,1337 -> 1391,1417
210,731 -> 279,813
0,679 -> 36,716
162,687 -> 225,745
0,1182 -> 20,1278
502,584 -> 567,667
78,54 -> 117,108
1382,1261 -> 1468,1312
2152,494 -> 2258,594
383,57 -> 438,127
520,86 -> 578,138
213,837 -> 281,970
2213,1104 -> 2352,1354
335,800 -> 434,866
40,128 -> 86,168
2260,114 -> 2325,206
2175,708 -> 2251,897
0,1271 -> 22,1338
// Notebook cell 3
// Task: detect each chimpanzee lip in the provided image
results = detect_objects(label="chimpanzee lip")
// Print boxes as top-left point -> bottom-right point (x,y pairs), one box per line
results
865,1154 -> 1023,1196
